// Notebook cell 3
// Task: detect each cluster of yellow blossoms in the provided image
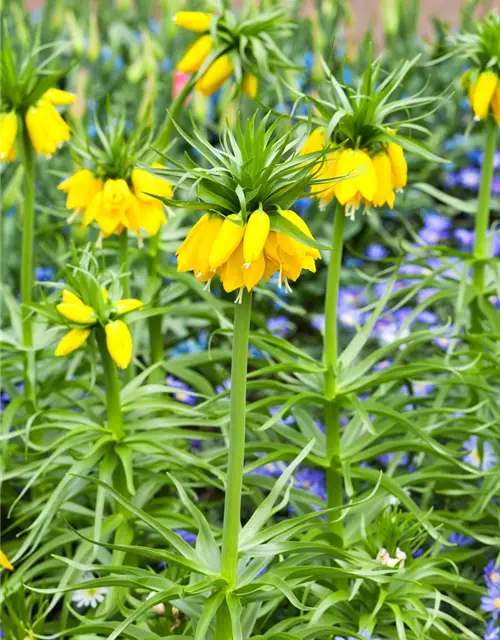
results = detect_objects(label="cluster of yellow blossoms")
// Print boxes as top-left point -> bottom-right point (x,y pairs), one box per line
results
58,165 -> 172,238
174,11 -> 257,98
56,289 -> 143,369
463,69 -> 500,123
177,209 -> 320,296
303,128 -> 407,217
0,88 -> 74,161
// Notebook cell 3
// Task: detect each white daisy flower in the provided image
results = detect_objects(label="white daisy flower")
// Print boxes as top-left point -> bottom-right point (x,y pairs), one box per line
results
72,573 -> 108,609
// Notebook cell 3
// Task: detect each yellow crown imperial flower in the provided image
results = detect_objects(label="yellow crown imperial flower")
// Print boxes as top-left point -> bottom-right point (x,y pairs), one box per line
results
470,70 -> 499,121
55,327 -> 92,356
334,149 -> 377,217
209,214 -> 246,270
105,320 -> 133,369
174,11 -> 213,33
0,550 -> 14,571
492,85 -> 500,125
43,88 -> 76,105
114,298 -> 144,315
243,210 -> 270,264
0,111 -> 18,161
176,215 -> 224,278
386,142 -> 408,191
242,72 -> 258,99
177,35 -> 213,74
195,54 -> 234,97
56,301 -> 97,324
58,169 -> 103,210
371,152 -> 396,208
25,98 -> 71,157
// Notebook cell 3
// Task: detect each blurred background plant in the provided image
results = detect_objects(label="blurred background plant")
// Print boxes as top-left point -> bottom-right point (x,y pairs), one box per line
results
1,1 -> 500,639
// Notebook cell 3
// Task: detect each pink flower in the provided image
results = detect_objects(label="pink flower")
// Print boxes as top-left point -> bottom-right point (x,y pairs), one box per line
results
173,71 -> 191,101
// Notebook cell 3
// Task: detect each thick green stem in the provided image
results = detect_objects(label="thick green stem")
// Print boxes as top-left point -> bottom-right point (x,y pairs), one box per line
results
21,125 -> 36,407
215,290 -> 252,638
119,230 -> 130,299
96,326 -> 124,440
323,205 -> 345,546
473,117 -> 497,295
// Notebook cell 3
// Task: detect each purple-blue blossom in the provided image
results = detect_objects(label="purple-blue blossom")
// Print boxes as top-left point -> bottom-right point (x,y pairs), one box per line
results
482,589 -> 500,619
266,315 -> 293,339
463,436 -> 497,471
166,375 -> 197,406
484,620 -> 500,640
485,561 -> 500,589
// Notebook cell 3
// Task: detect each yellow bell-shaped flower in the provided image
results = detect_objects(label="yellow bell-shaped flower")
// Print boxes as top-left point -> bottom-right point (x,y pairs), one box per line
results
43,88 -> 76,105
105,320 -> 133,369
0,111 -> 18,162
334,149 -> 377,208
209,213 -> 245,270
177,35 -> 213,73
371,152 -> 395,208
174,11 -> 213,32
58,169 -> 103,210
195,55 -> 234,97
114,298 -> 144,315
242,72 -> 258,99
243,210 -> 270,264
25,99 -> 71,157
470,70 -> 498,120
55,327 -> 91,356
386,142 -> 407,191
56,302 -> 97,324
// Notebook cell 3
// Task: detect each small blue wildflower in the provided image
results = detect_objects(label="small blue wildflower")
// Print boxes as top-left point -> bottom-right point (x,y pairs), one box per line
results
418,227 -> 446,245
215,379 -> 231,395
338,306 -> 364,329
173,529 -> 197,545
459,167 -> 481,191
424,213 -> 451,232
412,548 -> 424,559
417,287 -> 439,303
374,359 -> 392,372
311,314 -> 324,332
484,620 -> 500,640
415,310 -> 438,325
148,18 -> 160,35
365,243 -> 389,260
250,457 -> 287,478
482,588 -> 500,619
443,171 -> 459,188
294,467 -> 326,506
335,631 -> 377,640
113,56 -> 125,72
35,266 -> 55,282
294,197 -> 312,215
449,532 -> 474,547
314,418 -> 325,433
266,315 -> 292,339
100,45 -> 113,63
249,345 -> 264,359
485,561 -> 500,589
269,406 -> 295,426
303,51 -> 314,71
454,228 -> 475,249
463,435 -> 497,471
166,375 -> 196,405
377,452 -> 409,467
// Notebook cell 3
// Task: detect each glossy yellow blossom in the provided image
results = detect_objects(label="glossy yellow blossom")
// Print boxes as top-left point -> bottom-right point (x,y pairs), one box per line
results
209,214 -> 245,270
57,301 -> 97,324
0,551 -> 14,571
491,86 -> 500,126
242,72 -> 258,99
195,55 -> 234,96
55,327 -> 91,356
58,169 -> 103,210
386,142 -> 407,191
334,149 -> 377,214
0,111 -> 18,161
114,298 -> 143,314
470,70 -> 498,120
177,214 -> 224,279
43,88 -> 76,105
177,34 -> 213,73
129,167 -> 173,236
301,127 -> 326,157
243,210 -> 270,264
371,152 -> 395,208
174,11 -> 212,32
25,98 -> 70,157
93,179 -> 134,236
105,320 -> 133,369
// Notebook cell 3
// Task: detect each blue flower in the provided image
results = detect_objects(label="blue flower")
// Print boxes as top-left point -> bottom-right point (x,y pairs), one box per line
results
166,375 -> 196,406
303,51 -> 314,71
484,620 -> 500,640
376,452 -> 409,467
463,435 -> 497,471
294,467 -> 326,505
418,227 -> 446,245
173,529 -> 197,545
335,631 -> 377,640
250,456 -> 287,478
266,315 -> 292,339
294,197 -> 312,215
485,561 -> 500,589
113,56 -> 125,72
458,167 -> 481,191
454,228 -> 475,249
448,532 -> 474,547
269,406 -> 295,426
35,266 -> 55,282
0,391 -> 11,411
482,588 -> 500,619
424,213 -> 451,232
311,314 -> 325,332
365,243 -> 389,260
100,45 -> 113,63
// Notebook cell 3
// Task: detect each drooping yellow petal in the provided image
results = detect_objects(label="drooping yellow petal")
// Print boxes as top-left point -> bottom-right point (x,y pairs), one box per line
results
131,168 -> 173,202
56,303 -> 97,324
209,214 -> 245,270
58,169 -> 102,210
62,289 -> 84,305
300,127 -> 326,157
177,35 -> 213,73
0,551 -> 14,571
43,88 -> 76,105
105,320 -> 133,369
95,179 -> 132,236
82,191 -> 103,228
114,298 -> 144,315
471,70 -> 498,120
195,55 -> 234,97
0,111 -> 18,162
371,152 -> 395,208
134,199 -> 167,236
243,250 -> 266,291
386,142 -> 407,190
278,209 -> 321,259
55,327 -> 91,356
174,11 -> 213,32
25,100 -> 70,157
177,215 -> 223,275
220,243 -> 245,293
243,210 -> 270,264
242,72 -> 258,99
